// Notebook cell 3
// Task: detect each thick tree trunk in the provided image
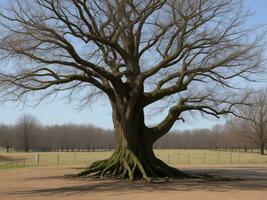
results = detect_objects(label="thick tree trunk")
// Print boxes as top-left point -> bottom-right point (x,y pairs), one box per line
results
76,105 -> 193,181
260,144 -> 265,155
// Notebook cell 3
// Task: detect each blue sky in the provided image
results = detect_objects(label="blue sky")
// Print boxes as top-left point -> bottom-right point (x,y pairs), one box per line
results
0,0 -> 266,130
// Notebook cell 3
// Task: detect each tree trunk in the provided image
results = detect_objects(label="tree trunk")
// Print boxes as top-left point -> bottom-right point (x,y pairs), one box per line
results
260,144 -> 265,155
77,105 -> 192,181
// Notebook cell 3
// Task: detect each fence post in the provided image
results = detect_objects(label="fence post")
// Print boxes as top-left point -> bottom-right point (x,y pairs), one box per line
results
36,154 -> 40,166
57,153 -> 60,166
203,152 -> 206,164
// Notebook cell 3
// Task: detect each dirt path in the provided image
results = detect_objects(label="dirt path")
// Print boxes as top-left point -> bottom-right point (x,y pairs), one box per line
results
0,165 -> 267,200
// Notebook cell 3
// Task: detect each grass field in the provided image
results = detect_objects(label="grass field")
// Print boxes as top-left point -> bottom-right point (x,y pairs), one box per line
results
1,149 -> 267,169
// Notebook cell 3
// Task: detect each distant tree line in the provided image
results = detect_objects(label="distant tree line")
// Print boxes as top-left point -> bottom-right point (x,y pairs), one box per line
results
0,114 -> 115,152
155,123 -> 255,150
0,114 -> 263,153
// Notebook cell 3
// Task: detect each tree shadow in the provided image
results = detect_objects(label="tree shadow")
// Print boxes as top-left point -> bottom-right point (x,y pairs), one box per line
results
11,167 -> 267,197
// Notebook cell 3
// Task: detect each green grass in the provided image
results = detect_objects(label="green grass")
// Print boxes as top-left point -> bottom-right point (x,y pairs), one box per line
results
154,149 -> 267,165
0,149 -> 267,169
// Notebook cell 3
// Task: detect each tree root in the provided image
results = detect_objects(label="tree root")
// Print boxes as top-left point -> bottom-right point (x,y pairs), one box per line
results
73,149 -> 151,182
69,149 -> 236,182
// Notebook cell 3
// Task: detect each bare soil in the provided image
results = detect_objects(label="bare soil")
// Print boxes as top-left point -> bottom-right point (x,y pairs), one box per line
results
0,165 -> 267,200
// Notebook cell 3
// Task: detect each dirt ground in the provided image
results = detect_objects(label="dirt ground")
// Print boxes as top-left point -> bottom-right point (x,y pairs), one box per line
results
0,165 -> 267,200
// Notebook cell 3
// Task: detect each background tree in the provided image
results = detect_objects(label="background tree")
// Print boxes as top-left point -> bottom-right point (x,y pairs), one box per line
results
210,124 -> 224,150
16,114 -> 39,152
0,0 -> 264,180
0,124 -> 13,152
237,89 -> 267,155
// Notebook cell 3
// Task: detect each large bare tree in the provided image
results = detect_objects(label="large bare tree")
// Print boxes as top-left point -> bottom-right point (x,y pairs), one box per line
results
0,0 -> 264,180
237,89 -> 267,155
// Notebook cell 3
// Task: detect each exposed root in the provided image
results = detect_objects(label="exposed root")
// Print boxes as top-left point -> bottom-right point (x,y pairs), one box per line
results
70,149 -> 232,182
74,149 -> 151,182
